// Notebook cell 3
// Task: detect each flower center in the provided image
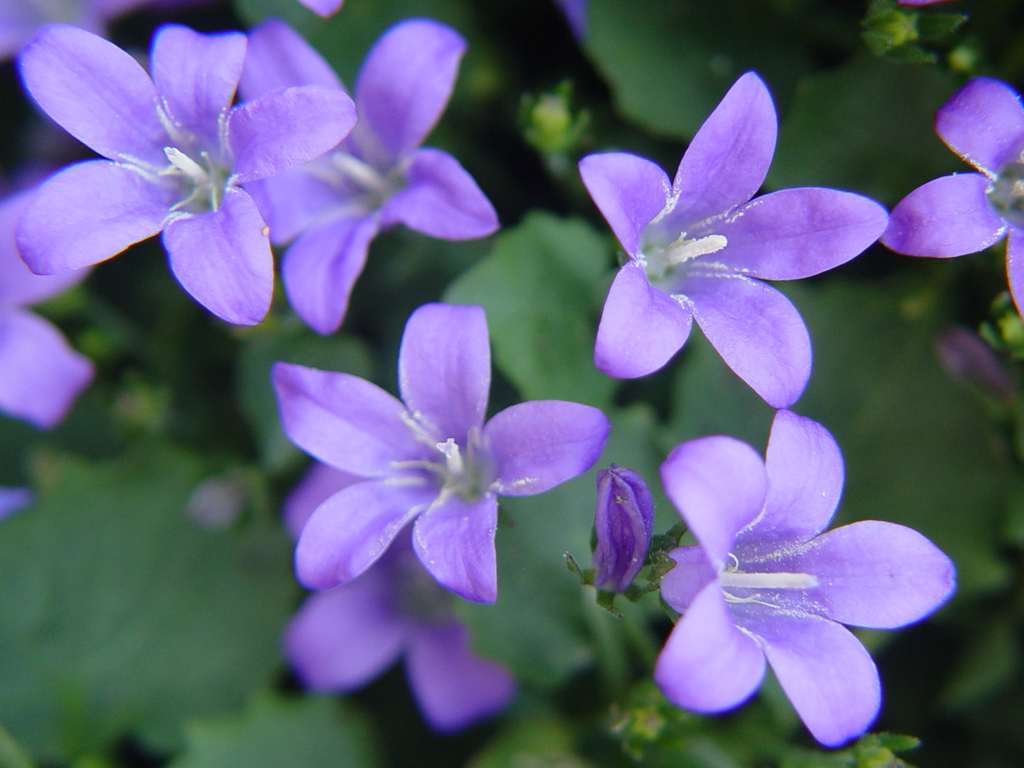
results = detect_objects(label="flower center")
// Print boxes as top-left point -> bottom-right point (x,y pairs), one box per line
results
395,413 -> 495,505
306,151 -> 405,215
718,552 -> 817,607
643,231 -> 729,284
162,146 -> 232,214
987,161 -> 1024,228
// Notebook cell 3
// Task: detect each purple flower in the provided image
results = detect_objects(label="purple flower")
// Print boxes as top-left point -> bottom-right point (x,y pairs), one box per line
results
15,23 -> 357,325
273,302 -> 611,603
579,72 -> 888,408
881,78 -> 1024,314
654,410 -> 955,746
282,463 -> 516,733
1,186 -> 93,428
239,19 -> 499,335
592,464 -> 653,592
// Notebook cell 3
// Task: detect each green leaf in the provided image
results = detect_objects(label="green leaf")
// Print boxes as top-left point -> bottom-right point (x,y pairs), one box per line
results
445,212 -> 616,408
586,0 -> 814,139
769,55 -> 962,205
168,695 -> 377,768
465,715 -> 590,768
236,321 -> 373,473
0,445 -> 296,762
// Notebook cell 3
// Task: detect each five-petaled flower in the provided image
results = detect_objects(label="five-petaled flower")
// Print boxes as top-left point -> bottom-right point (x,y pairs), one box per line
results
15,23 -> 357,325
654,410 -> 955,746
273,302 -> 611,603
592,464 -> 654,593
1,186 -> 93,429
882,77 -> 1024,315
579,72 -> 888,408
239,18 -> 499,335
282,462 -> 516,734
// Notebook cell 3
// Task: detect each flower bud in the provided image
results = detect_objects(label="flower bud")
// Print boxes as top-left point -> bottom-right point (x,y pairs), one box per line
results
592,465 -> 654,592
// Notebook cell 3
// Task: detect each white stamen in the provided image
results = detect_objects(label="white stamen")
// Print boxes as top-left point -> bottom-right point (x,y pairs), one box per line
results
662,233 -> 728,266
436,438 -> 465,476
718,571 -> 818,590
332,152 -> 390,195
163,147 -> 207,183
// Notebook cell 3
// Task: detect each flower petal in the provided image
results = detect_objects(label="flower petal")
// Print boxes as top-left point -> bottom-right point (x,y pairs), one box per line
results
245,168 -> 344,245
16,160 -> 169,274
380,148 -> 498,239
151,25 -> 245,147
659,545 -> 717,614
162,187 -> 272,325
792,521 -> 956,629
281,215 -> 378,335
742,609 -> 880,747
0,188 -> 89,306
355,19 -> 466,160
578,152 -> 670,255
746,410 -> 844,544
18,24 -> 166,164
284,571 -> 407,691
936,77 -> 1024,175
484,400 -> 610,496
413,494 -> 498,603
406,621 -> 516,733
0,308 -> 93,429
272,361 -> 424,477
1007,226 -> 1024,315
399,303 -> 490,441
659,435 -> 767,570
668,72 -> 777,226
654,581 -> 766,712
881,174 -> 1007,258
684,273 -> 811,409
239,18 -> 344,101
283,462 -> 362,540
295,480 -> 432,590
708,188 -> 889,280
229,85 -> 357,184
594,261 -> 693,378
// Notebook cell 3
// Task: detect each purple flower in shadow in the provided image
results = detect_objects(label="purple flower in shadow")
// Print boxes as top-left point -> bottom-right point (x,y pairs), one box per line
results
15,23 -> 356,325
554,0 -> 587,39
882,78 -> 1024,314
579,72 -> 888,408
239,19 -> 499,335
1,187 -> 92,428
282,462 -> 516,734
273,303 -> 611,603
654,410 -> 955,746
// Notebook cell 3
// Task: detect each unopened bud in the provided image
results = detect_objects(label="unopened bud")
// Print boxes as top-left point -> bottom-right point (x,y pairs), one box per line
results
593,465 -> 654,592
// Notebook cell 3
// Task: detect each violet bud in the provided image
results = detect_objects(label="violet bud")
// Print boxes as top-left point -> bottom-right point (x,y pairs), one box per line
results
592,465 -> 654,592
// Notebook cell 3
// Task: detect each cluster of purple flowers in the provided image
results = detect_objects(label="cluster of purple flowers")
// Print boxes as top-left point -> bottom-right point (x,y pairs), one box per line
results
1,0 -> 985,747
